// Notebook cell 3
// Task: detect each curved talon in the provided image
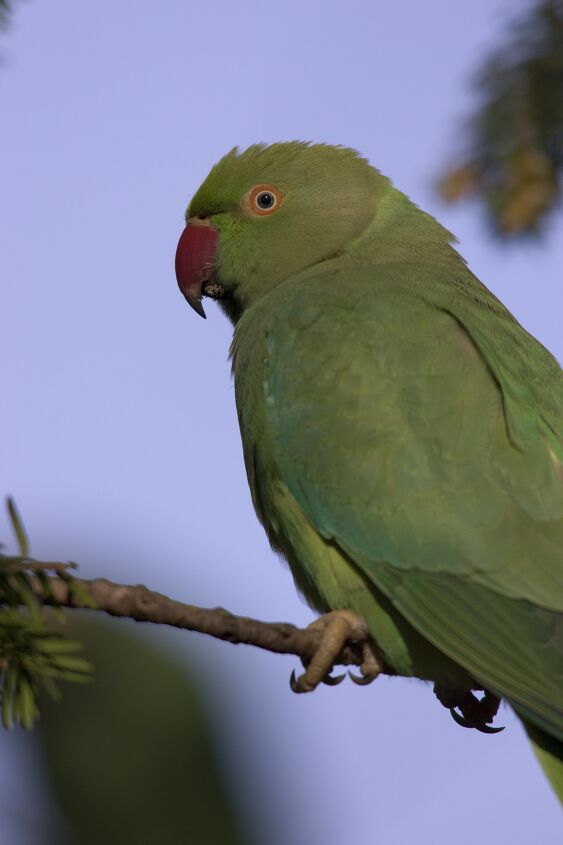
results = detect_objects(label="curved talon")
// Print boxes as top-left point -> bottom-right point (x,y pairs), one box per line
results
450,707 -> 505,733
290,669 -> 300,693
323,672 -> 346,687
476,723 -> 505,734
348,669 -> 378,686
450,708 -> 475,729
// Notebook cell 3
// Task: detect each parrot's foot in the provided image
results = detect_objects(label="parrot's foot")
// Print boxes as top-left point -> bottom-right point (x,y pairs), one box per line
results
290,611 -> 381,694
434,684 -> 505,734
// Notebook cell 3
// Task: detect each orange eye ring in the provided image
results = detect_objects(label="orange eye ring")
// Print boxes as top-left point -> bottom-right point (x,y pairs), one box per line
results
245,185 -> 282,216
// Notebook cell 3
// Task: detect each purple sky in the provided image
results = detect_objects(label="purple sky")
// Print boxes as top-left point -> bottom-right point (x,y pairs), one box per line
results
1,1 -> 561,842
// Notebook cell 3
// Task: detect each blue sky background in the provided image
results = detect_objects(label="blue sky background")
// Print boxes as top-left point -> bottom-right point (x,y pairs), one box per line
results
1,1 -> 561,842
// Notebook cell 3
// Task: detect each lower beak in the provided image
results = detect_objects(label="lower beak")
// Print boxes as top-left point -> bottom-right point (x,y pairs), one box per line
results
175,223 -> 219,319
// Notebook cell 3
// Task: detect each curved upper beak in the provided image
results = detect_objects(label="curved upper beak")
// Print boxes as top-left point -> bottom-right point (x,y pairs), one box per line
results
175,220 -> 219,319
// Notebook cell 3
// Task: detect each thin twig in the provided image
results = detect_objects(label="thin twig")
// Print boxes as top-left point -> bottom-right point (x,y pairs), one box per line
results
32,574 -> 394,675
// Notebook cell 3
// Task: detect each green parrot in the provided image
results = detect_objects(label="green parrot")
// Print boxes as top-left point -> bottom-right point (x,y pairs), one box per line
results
175,142 -> 563,800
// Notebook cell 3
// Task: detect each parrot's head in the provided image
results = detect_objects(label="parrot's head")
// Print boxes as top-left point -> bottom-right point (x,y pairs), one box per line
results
175,142 -> 388,319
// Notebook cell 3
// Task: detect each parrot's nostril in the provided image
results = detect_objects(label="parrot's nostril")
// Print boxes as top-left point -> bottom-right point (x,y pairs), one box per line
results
203,282 -> 225,299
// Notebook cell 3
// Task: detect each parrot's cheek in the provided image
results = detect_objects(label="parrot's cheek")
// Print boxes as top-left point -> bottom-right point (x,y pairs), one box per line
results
175,223 -> 219,319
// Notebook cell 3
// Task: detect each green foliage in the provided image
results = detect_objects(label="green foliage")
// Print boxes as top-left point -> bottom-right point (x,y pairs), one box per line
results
38,618 -> 249,845
439,1 -> 563,236
0,498 -> 92,730
0,610 -> 90,729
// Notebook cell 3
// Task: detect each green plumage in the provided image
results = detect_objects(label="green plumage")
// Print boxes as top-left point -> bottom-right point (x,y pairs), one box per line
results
185,143 -> 563,800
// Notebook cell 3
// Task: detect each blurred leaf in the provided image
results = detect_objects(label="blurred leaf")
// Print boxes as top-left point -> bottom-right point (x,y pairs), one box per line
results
0,0 -> 20,37
7,497 -> 29,558
37,617 -> 250,845
438,0 -> 563,237
0,1 -> 13,27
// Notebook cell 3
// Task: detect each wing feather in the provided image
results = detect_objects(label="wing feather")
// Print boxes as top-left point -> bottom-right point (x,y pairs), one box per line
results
262,266 -> 563,738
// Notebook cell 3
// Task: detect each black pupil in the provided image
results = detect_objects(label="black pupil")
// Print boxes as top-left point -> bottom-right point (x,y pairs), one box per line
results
257,192 -> 274,209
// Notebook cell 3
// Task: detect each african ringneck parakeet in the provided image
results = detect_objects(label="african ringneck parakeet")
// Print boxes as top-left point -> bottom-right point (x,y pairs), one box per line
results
175,143 -> 563,800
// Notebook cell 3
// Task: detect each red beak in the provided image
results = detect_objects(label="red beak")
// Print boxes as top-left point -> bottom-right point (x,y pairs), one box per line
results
175,223 -> 219,319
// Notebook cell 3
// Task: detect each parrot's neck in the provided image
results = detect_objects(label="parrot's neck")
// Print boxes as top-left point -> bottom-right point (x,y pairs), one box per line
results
339,187 -> 465,269
274,188 -> 467,300
221,187 -> 466,325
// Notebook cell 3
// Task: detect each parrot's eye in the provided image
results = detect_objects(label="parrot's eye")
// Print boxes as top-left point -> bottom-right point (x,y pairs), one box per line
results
257,191 -> 275,209
244,185 -> 282,216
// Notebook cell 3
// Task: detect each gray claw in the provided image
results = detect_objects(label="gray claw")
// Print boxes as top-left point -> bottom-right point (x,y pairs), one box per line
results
348,670 -> 378,686
323,672 -> 346,687
290,670 -> 300,693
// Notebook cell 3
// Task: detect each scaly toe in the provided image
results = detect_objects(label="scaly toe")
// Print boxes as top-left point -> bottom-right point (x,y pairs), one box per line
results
289,669 -> 318,694
289,611 -> 378,695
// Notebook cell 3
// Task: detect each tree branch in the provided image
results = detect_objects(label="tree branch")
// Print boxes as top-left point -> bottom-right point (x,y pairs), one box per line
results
35,575 -> 393,675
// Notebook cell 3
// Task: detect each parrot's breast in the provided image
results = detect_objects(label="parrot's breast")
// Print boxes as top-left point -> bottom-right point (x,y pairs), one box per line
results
230,291 -> 475,688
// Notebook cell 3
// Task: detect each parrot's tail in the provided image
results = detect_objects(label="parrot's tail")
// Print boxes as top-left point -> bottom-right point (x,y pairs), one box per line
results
522,719 -> 563,805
